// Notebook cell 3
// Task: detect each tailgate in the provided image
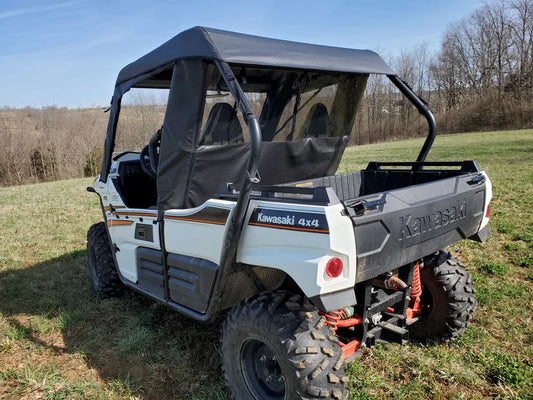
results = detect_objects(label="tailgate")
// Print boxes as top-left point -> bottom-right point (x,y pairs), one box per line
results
347,173 -> 487,282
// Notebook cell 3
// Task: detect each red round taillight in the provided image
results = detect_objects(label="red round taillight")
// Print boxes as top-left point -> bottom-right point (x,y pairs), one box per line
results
326,257 -> 343,278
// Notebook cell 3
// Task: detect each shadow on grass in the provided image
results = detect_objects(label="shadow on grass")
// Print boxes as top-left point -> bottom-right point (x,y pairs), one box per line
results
0,250 -> 230,399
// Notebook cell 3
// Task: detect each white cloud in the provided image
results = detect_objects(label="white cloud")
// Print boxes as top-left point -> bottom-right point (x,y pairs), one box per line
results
0,1 -> 82,20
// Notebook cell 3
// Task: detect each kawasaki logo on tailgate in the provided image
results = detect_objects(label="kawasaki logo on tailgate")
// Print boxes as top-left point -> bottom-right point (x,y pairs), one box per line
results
249,208 -> 329,234
399,199 -> 467,241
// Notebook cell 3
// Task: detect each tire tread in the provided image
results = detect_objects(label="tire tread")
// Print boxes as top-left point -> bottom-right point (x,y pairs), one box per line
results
221,291 -> 348,400
87,222 -> 125,299
408,251 -> 476,341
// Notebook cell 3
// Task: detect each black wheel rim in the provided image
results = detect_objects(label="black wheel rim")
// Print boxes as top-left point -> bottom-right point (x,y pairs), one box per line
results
241,339 -> 286,400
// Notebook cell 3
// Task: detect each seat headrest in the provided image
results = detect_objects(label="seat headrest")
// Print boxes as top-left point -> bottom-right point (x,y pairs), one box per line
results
201,102 -> 243,145
300,103 -> 331,138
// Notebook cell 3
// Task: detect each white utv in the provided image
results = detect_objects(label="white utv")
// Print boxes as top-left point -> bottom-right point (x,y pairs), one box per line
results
87,27 -> 492,399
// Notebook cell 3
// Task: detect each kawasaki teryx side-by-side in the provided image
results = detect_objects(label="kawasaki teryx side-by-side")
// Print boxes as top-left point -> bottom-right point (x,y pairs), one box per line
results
87,27 -> 491,399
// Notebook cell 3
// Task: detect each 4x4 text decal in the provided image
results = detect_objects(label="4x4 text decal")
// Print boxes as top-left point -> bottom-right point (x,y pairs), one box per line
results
249,208 -> 329,234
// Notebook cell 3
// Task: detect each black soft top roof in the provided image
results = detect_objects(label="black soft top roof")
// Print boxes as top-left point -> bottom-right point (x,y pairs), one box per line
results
116,26 -> 395,85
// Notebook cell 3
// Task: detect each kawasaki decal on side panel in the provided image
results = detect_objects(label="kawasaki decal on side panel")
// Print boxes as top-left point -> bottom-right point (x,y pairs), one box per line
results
249,208 -> 329,234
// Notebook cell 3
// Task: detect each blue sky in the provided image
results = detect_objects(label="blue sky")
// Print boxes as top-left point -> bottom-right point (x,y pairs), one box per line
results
0,0 -> 483,108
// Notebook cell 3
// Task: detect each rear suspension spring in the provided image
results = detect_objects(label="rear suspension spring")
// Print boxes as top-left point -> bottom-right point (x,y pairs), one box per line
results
410,261 -> 422,300
407,261 -> 423,320
320,310 -> 343,333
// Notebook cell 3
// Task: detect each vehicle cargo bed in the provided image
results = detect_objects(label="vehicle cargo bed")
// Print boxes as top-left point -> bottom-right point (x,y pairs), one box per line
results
287,161 -> 488,281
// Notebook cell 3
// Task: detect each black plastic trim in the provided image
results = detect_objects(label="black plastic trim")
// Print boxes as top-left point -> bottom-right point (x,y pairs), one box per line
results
365,160 -> 480,173
469,226 -> 490,243
137,247 -> 164,298
135,223 -> 154,242
167,253 -> 219,313
309,287 -> 357,312
218,183 -> 339,206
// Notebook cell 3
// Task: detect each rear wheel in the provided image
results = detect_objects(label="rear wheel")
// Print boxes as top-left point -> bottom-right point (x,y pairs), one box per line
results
87,222 -> 126,299
221,291 -> 348,400
408,251 -> 476,341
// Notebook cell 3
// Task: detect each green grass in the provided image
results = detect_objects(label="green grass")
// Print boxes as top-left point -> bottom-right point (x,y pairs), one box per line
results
1,129 -> 532,399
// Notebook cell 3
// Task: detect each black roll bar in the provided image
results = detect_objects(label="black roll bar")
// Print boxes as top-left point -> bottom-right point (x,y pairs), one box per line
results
388,75 -> 437,162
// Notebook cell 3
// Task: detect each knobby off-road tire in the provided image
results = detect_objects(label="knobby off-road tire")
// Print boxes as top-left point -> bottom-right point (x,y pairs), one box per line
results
87,222 -> 126,299
221,291 -> 348,400
408,251 -> 476,342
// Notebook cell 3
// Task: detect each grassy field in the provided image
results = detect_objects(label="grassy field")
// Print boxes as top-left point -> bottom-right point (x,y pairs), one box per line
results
1,129 -> 532,399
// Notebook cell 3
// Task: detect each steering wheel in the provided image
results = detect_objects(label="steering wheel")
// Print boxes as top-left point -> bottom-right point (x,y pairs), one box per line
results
140,129 -> 161,178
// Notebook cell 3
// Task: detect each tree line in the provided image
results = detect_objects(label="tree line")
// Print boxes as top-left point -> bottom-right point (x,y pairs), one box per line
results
353,0 -> 533,145
0,0 -> 531,186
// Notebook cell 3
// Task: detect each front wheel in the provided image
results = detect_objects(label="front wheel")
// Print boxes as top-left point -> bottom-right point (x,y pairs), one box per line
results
407,251 -> 476,342
221,291 -> 349,400
87,222 -> 126,299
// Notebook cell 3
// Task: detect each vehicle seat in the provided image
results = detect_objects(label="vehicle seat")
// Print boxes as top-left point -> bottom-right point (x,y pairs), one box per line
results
299,103 -> 332,138
115,160 -> 157,208
200,103 -> 243,145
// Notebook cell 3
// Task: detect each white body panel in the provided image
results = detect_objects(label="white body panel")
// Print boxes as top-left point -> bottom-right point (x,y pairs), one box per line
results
106,210 -> 159,282
479,171 -> 492,230
95,156 -> 160,283
238,200 -> 357,299
164,200 -> 235,264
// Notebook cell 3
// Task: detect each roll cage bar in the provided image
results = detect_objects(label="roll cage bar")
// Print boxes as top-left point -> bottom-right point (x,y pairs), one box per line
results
389,75 -> 437,162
